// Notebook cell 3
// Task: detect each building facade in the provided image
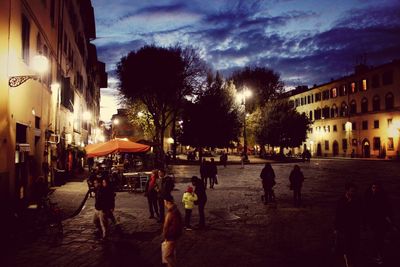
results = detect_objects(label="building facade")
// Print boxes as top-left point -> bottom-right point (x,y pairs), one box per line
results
0,0 -> 107,208
288,60 -> 400,158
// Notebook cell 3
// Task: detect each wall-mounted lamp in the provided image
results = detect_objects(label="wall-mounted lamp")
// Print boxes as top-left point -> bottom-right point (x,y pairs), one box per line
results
9,55 -> 49,87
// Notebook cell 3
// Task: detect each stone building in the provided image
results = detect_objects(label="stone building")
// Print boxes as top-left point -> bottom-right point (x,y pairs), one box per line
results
0,0 -> 107,207
288,60 -> 400,158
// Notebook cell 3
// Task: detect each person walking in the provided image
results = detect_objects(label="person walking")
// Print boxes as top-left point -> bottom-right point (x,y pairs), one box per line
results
145,169 -> 159,219
191,176 -> 207,229
240,152 -> 246,169
200,159 -> 208,189
93,178 -> 108,240
260,163 -> 276,204
162,195 -> 183,267
157,169 -> 175,223
208,158 -> 218,188
334,182 -> 362,267
102,178 -> 117,225
182,186 -> 198,230
364,182 -> 397,265
289,165 -> 305,207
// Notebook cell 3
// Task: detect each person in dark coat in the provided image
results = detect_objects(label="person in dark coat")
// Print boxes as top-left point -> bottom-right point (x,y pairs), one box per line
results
93,178 -> 108,239
191,176 -> 207,229
289,165 -> 305,207
208,158 -> 218,189
200,159 -> 208,189
334,182 -> 362,267
260,163 -> 276,204
102,178 -> 117,225
364,182 -> 396,265
156,169 -> 175,223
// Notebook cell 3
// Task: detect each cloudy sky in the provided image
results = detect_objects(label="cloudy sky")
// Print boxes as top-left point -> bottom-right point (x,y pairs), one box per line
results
91,0 -> 400,122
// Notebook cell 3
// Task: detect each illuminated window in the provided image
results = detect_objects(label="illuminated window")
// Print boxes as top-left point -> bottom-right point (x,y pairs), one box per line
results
351,82 -> 356,93
362,79 -> 367,91
332,88 -> 337,98
388,138 -> 394,150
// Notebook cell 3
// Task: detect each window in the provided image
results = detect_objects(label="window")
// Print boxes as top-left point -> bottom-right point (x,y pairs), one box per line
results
314,108 -> 322,120
309,110 -> 313,121
388,138 -> 394,151
322,106 -> 330,119
325,140 -> 329,150
372,74 -> 379,88
352,122 -> 357,130
315,92 -> 321,102
362,79 -> 367,91
322,90 -> 330,100
350,100 -> 357,114
351,82 -> 356,93
342,139 -> 348,151
342,124 -> 346,131
373,95 -> 380,111
35,116 -> 40,129
50,0 -> 55,27
331,105 -> 338,118
21,14 -> 30,63
333,125 -> 337,132
340,102 -> 348,117
361,98 -> 368,113
374,120 -> 379,129
382,70 -> 393,85
352,139 -> 357,146
307,95 -> 310,104
331,88 -> 337,98
388,118 -> 392,127
373,137 -> 381,151
311,94 -> 314,103
301,98 -> 304,106
362,121 -> 368,130
339,84 -> 347,96
385,93 -> 394,110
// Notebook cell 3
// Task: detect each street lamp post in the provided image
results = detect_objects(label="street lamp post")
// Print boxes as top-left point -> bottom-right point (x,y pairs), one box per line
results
236,87 -> 252,160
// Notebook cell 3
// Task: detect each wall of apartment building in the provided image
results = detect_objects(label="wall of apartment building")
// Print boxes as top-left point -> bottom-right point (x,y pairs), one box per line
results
0,0 -> 106,206
290,61 -> 400,158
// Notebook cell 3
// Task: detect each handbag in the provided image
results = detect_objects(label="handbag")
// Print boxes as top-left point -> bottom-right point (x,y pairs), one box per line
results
161,241 -> 168,263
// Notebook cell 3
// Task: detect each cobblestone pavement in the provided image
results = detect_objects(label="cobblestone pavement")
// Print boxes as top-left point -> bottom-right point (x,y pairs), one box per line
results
4,159 -> 400,267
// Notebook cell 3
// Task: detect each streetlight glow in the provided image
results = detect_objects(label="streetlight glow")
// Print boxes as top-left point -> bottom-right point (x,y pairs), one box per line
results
31,54 -> 49,74
113,118 -> 119,125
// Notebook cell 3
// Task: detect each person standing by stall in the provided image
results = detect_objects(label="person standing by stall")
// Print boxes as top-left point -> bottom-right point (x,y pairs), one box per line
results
145,169 -> 159,219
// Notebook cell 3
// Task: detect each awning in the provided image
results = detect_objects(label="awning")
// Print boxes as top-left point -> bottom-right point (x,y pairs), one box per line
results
85,139 -> 150,158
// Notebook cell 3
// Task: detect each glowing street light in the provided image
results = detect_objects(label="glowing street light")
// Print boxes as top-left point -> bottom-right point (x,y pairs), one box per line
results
113,118 -> 119,125
9,54 -> 49,87
236,87 -> 252,159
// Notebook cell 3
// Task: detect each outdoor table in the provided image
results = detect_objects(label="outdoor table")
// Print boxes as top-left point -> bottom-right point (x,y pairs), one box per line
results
122,172 -> 151,192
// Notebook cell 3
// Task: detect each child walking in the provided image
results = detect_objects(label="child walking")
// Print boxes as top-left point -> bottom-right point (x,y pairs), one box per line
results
182,186 -> 198,230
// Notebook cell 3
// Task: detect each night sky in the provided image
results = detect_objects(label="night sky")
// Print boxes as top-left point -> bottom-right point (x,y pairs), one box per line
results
91,0 -> 400,121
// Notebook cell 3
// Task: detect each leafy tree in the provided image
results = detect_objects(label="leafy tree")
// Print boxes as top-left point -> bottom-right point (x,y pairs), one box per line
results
180,72 -> 241,157
230,66 -> 284,112
116,45 -> 205,165
255,100 -> 311,154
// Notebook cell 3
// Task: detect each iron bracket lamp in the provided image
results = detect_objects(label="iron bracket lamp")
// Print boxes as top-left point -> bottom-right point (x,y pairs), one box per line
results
9,75 -> 39,87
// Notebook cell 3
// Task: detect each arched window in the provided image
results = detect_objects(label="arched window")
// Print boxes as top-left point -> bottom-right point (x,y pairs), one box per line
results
340,102 -> 348,117
315,108 -> 322,120
331,104 -> 338,118
361,97 -> 368,113
322,106 -> 330,119
372,95 -> 380,111
309,110 -> 313,121
350,100 -> 357,114
385,93 -> 394,110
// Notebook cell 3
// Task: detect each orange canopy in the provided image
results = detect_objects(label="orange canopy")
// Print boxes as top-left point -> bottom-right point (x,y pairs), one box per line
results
85,139 -> 150,158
